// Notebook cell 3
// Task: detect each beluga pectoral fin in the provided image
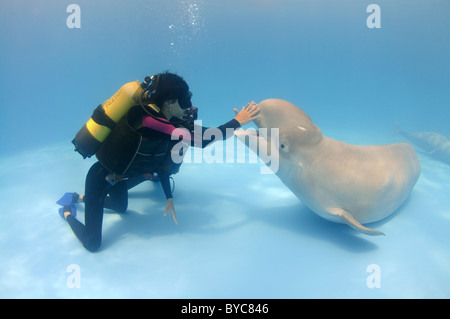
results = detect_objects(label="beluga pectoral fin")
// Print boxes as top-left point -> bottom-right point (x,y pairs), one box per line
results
329,208 -> 385,236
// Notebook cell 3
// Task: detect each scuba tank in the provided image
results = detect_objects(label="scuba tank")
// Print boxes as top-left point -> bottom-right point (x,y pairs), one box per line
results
72,77 -> 154,158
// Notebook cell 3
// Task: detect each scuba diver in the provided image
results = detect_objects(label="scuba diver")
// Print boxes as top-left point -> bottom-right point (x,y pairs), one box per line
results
56,72 -> 260,252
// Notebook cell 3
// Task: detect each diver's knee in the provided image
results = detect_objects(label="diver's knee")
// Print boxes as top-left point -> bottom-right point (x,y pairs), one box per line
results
84,239 -> 101,252
116,204 -> 128,214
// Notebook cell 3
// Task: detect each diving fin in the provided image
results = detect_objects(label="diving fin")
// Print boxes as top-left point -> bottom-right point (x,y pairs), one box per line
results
56,192 -> 80,206
58,204 -> 77,220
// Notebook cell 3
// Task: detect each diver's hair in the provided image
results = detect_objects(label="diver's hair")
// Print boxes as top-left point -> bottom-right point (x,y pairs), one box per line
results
148,71 -> 192,108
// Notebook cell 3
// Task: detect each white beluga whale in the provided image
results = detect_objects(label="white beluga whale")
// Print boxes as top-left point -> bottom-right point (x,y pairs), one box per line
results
396,125 -> 450,165
235,99 -> 421,236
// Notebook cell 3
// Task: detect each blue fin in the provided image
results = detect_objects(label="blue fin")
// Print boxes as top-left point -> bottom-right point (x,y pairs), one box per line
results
56,192 -> 79,206
58,204 -> 77,220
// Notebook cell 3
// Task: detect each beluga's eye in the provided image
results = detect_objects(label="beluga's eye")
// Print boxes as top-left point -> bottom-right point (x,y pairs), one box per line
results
279,141 -> 289,152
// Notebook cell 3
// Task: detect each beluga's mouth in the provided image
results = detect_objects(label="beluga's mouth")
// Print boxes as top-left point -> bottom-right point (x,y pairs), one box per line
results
234,128 -> 279,175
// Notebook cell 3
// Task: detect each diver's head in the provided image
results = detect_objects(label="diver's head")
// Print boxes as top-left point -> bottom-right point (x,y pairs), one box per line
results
147,72 -> 193,117
162,99 -> 187,120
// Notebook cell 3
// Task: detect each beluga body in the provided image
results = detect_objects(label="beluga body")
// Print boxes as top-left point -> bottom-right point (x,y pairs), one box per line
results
235,99 -> 421,235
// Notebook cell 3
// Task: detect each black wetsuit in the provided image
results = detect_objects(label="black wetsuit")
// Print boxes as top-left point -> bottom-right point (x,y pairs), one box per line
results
66,118 -> 240,252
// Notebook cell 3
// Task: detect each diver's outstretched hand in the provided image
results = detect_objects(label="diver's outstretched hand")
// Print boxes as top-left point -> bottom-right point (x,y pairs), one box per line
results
234,101 -> 260,125
164,198 -> 178,225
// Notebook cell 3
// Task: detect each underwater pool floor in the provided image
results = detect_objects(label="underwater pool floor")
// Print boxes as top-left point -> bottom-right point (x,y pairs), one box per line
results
1,133 -> 449,298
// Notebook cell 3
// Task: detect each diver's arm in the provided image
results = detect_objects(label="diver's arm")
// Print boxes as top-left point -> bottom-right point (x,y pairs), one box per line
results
157,170 -> 177,225
233,101 -> 260,125
194,102 -> 260,148
158,170 -> 173,199
164,198 -> 177,225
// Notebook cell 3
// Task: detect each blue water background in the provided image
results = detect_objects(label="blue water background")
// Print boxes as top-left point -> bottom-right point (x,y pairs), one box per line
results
1,0 -> 449,155
1,0 -> 449,299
